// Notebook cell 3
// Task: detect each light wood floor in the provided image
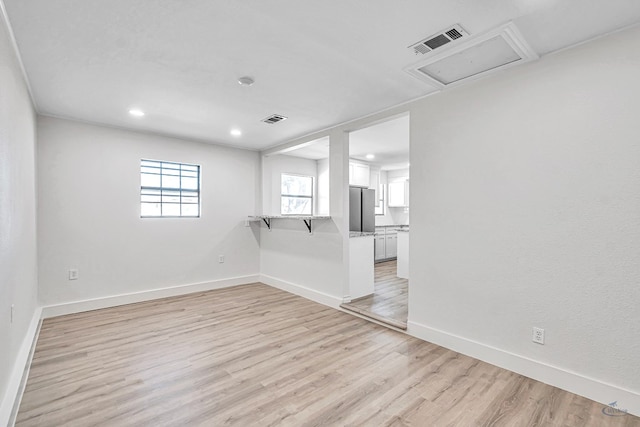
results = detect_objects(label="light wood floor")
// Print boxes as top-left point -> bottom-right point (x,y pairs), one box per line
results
17,284 -> 639,426
342,260 -> 408,328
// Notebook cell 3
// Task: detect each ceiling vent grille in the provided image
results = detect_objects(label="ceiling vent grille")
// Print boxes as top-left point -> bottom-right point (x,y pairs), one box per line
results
262,114 -> 288,124
409,24 -> 469,55
405,22 -> 539,90
446,28 -> 463,40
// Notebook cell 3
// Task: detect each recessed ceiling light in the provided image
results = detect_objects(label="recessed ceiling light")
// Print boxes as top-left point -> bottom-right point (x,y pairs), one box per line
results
230,129 -> 242,137
129,109 -> 145,117
238,76 -> 255,86
366,154 -> 375,160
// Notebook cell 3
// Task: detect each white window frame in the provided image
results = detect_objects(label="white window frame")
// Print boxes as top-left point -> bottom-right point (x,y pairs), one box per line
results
280,173 -> 314,216
140,159 -> 201,218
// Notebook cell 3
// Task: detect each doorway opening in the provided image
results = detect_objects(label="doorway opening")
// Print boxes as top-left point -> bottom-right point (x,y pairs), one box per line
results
342,113 -> 410,329
342,260 -> 408,329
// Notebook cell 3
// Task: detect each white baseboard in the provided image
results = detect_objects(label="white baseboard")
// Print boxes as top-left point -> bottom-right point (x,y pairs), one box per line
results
260,274 -> 343,309
407,320 -> 640,417
9,280 -> 637,422
41,275 -> 260,318
0,307 -> 42,427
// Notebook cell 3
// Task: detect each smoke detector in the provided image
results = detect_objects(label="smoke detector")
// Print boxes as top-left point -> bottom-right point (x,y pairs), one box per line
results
238,76 -> 255,86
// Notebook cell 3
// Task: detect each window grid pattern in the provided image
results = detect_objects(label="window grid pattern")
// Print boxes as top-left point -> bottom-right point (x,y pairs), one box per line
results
281,173 -> 313,215
140,160 -> 200,217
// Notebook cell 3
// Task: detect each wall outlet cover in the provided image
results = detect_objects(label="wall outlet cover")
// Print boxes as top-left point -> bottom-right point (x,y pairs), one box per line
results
532,327 -> 545,344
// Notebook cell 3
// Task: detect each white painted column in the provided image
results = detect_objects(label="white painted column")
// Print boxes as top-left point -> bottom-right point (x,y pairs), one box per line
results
329,129 -> 351,301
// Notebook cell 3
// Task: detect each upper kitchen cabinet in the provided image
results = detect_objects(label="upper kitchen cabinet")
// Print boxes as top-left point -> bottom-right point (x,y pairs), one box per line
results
349,161 -> 370,187
369,168 -> 381,207
388,179 -> 409,207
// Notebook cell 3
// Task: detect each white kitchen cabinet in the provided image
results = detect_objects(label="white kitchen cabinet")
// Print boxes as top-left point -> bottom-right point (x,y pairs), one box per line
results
374,183 -> 385,216
349,162 -> 370,187
374,233 -> 386,261
385,231 -> 398,258
388,179 -> 409,207
369,168 -> 381,207
375,227 -> 400,261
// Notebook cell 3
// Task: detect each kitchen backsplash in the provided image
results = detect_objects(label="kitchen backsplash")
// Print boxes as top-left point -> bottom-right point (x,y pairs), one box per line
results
375,206 -> 409,226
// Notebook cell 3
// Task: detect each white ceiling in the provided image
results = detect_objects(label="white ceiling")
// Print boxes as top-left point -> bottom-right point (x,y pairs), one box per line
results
282,116 -> 409,170
350,116 -> 410,170
5,1 -> 640,150
282,137 -> 330,161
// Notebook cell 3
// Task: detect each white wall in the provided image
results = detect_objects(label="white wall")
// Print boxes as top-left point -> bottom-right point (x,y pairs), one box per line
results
37,117 -> 260,307
0,8 -> 38,424
259,130 -> 349,306
5,6 -> 637,421
261,154 -> 318,216
258,218 -> 344,305
264,24 -> 640,414
317,158 -> 330,216
409,26 -> 640,410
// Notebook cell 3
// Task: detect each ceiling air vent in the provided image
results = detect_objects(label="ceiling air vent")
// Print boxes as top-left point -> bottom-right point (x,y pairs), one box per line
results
409,24 -> 469,55
262,114 -> 288,124
446,28 -> 463,40
405,22 -> 539,89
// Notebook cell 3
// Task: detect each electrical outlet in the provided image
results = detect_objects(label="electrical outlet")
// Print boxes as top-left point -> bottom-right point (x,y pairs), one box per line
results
532,327 -> 545,345
10,304 -> 14,323
69,269 -> 79,280
218,255 -> 225,263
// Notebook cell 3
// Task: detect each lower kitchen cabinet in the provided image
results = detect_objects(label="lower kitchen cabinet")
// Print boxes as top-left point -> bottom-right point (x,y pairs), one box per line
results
385,232 -> 397,258
375,227 -> 399,261
375,234 -> 386,261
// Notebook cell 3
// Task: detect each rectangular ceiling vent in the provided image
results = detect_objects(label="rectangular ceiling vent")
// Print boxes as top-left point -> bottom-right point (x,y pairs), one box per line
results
262,114 -> 288,124
409,24 -> 469,55
405,22 -> 539,90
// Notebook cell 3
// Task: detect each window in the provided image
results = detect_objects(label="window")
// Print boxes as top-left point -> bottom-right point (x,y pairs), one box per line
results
140,159 -> 200,217
281,173 -> 313,215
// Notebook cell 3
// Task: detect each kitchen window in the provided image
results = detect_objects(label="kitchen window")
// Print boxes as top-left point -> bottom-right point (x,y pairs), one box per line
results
140,159 -> 200,217
281,173 -> 313,215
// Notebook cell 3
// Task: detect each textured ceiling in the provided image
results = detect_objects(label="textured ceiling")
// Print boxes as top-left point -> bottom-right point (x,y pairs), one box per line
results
4,0 -> 640,150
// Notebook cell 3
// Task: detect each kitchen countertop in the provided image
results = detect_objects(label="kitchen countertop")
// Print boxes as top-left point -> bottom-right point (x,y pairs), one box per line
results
249,215 -> 331,220
375,224 -> 409,228
350,231 -> 375,238
397,228 -> 410,232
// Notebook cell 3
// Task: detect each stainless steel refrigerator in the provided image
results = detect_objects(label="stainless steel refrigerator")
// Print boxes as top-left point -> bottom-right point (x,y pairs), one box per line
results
349,187 -> 375,232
